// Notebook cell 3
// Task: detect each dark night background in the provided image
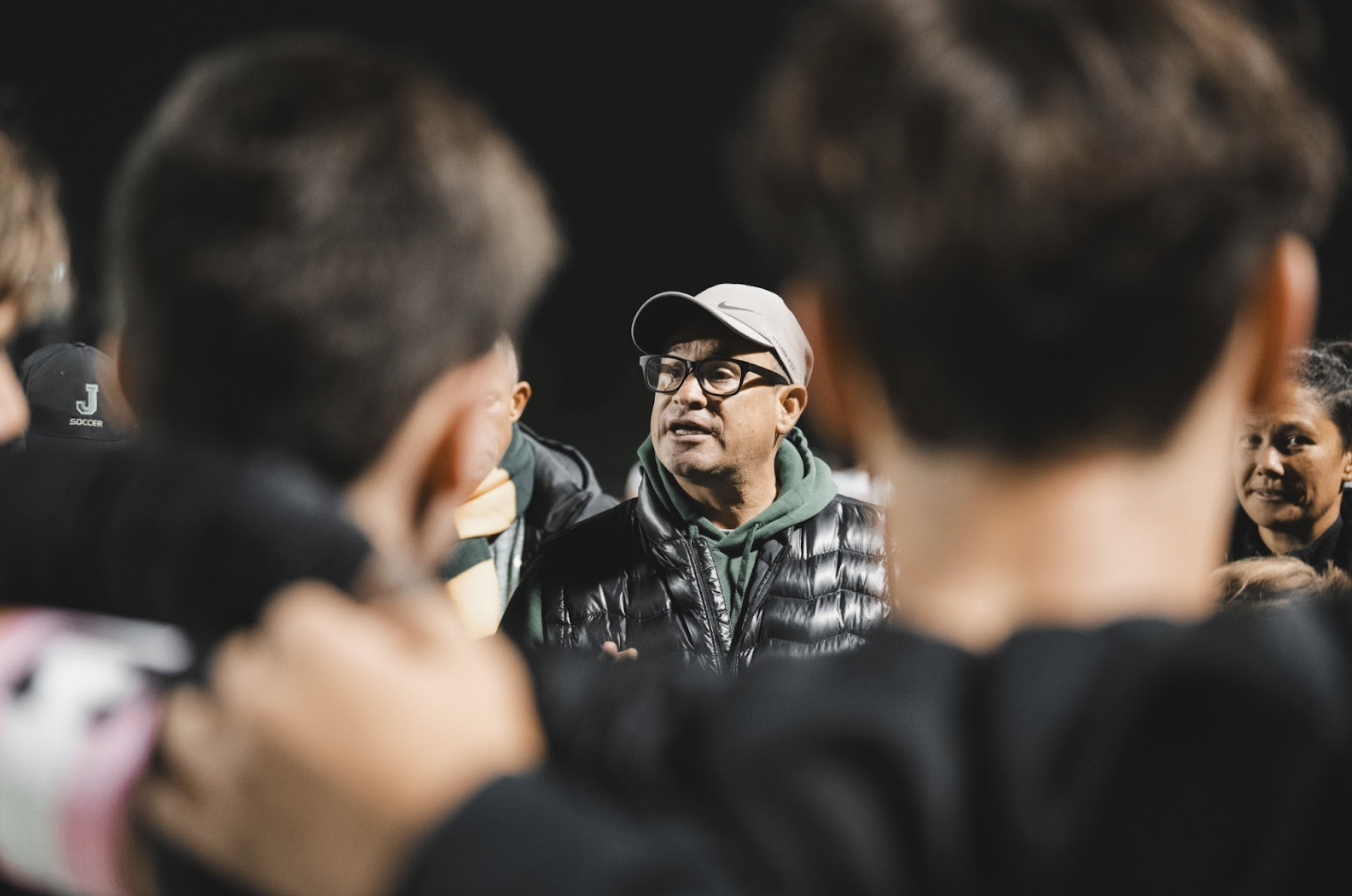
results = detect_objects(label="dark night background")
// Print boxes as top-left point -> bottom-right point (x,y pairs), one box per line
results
1,0 -> 1349,494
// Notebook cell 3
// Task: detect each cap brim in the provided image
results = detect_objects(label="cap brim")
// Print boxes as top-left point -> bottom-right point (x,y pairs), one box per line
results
631,291 -> 775,355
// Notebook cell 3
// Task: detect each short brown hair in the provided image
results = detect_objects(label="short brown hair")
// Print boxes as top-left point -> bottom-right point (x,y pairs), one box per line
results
739,0 -> 1343,459
109,34 -> 562,483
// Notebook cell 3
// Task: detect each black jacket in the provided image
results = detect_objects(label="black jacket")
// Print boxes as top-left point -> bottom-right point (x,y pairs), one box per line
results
518,423 -> 618,567
501,479 -> 890,673
398,600 -> 1352,896
1228,488 -> 1352,574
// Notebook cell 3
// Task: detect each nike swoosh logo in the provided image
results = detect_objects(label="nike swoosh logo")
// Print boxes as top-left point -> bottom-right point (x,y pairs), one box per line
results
717,300 -> 760,315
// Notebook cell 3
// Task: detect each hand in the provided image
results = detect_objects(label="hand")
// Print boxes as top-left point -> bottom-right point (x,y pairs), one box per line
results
600,640 -> 639,662
139,580 -> 545,896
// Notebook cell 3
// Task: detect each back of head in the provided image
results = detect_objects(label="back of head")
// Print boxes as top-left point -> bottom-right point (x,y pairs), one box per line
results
739,0 -> 1342,459
108,33 -> 562,483
0,131 -> 71,326
1212,555 -> 1351,608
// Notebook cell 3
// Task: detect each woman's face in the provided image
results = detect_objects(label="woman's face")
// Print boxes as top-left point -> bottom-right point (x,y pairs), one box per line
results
1234,385 -> 1352,544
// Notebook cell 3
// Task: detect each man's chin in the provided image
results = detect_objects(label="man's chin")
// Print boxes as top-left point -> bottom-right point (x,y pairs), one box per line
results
659,439 -> 714,466
659,452 -> 723,487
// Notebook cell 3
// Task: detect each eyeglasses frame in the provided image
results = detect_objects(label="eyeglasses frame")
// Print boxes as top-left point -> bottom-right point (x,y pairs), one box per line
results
639,353 -> 790,397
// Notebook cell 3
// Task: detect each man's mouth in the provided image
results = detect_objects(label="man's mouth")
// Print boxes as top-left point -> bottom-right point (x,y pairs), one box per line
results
669,420 -> 714,437
1249,486 -> 1294,502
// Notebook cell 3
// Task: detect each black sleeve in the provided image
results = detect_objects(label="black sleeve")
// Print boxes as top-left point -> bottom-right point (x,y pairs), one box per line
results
520,603 -> 1352,894
0,443 -> 371,652
392,773 -> 743,896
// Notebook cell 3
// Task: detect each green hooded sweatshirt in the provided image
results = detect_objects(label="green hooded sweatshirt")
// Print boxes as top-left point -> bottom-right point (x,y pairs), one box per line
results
635,426 -> 838,630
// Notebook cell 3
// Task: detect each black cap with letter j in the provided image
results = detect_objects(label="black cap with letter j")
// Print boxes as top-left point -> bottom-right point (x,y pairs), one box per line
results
19,342 -> 134,450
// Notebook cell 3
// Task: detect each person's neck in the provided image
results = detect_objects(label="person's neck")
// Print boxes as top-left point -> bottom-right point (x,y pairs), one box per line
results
863,364 -> 1247,651
1259,499 -> 1343,555
876,443 -> 1229,651
674,466 -> 778,531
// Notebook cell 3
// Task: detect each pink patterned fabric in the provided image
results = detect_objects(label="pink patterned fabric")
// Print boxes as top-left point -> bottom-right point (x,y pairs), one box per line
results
0,609 -> 171,896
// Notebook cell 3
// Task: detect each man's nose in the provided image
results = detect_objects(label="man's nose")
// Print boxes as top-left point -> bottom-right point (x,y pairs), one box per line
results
674,370 -> 708,406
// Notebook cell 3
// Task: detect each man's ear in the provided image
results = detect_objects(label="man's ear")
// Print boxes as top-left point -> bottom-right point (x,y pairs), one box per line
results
509,380 -> 532,423
345,351 -> 499,575
1246,234 -> 1317,408
775,383 -> 808,436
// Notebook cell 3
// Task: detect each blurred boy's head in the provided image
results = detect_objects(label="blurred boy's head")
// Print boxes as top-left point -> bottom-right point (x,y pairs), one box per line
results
108,34 -> 560,486
105,33 -> 562,571
740,0 -> 1340,461
737,0 -> 1343,647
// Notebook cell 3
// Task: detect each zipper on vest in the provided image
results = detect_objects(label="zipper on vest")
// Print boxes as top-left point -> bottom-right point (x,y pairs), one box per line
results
728,544 -> 788,677
683,537 -> 729,674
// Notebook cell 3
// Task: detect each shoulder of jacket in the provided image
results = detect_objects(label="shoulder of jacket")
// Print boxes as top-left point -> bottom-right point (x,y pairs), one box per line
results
522,425 -> 620,524
522,425 -> 590,487
792,493 -> 887,556
533,497 -> 639,556
817,493 -> 886,527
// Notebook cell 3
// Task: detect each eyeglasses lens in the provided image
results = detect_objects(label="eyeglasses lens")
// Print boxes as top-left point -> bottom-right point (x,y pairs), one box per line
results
696,360 -> 741,396
644,356 -> 685,392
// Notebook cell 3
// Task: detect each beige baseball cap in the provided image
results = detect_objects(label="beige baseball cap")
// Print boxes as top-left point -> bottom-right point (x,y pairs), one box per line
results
630,283 -> 814,385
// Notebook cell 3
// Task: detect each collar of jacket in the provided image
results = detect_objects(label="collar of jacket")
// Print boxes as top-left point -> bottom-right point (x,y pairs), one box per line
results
518,423 -> 604,530
635,476 -> 690,570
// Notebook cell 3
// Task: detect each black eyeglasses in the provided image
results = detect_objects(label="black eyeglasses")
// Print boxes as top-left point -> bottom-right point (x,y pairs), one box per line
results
639,354 -> 788,397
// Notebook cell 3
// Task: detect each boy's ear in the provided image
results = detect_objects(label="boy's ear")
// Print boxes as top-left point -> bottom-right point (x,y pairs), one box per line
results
1247,234 -> 1317,408
104,329 -> 143,421
96,330 -> 139,430
345,351 -> 499,573
784,278 -> 871,452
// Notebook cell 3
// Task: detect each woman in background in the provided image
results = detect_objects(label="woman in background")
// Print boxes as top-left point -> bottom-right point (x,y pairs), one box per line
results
1230,341 -> 1352,572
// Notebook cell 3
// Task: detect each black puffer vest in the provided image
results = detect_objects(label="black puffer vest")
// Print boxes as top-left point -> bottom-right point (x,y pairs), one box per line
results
530,480 -> 890,674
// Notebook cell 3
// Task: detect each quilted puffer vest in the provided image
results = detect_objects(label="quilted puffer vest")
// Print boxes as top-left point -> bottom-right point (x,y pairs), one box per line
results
532,481 -> 890,674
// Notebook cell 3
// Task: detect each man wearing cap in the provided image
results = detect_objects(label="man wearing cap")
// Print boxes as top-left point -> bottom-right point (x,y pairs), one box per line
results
500,283 -> 888,673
